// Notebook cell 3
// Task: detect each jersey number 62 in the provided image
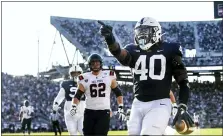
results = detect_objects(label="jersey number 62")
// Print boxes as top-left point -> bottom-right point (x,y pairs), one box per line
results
90,83 -> 106,97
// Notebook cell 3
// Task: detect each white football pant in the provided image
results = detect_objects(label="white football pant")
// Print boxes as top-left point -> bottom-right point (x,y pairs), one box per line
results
164,126 -> 176,135
127,98 -> 171,135
64,100 -> 86,135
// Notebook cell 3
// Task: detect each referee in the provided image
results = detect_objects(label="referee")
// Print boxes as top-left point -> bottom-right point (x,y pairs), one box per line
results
50,110 -> 61,136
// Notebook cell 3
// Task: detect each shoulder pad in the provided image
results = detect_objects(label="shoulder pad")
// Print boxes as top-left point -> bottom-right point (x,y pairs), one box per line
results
109,70 -> 115,76
78,75 -> 84,80
124,43 -> 137,51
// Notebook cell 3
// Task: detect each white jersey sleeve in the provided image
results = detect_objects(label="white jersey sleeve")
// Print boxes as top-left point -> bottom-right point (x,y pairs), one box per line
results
108,70 -> 116,81
77,74 -> 88,90
53,87 -> 65,105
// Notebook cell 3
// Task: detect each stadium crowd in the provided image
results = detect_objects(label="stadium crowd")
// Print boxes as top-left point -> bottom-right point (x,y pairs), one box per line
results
197,21 -> 223,52
2,72 -> 223,133
52,17 -> 223,66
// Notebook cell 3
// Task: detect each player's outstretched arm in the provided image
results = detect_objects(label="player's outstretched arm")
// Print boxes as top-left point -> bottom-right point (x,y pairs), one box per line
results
98,21 -> 132,66
53,87 -> 65,111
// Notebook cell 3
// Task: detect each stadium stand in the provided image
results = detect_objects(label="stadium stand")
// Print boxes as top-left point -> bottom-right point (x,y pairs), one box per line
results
51,16 -> 223,66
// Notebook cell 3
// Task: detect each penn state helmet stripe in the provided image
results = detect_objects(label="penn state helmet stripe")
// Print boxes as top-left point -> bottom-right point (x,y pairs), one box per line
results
140,17 -> 144,24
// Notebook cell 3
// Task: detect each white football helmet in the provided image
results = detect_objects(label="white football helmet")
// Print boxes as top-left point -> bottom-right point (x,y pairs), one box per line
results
134,17 -> 162,50
69,65 -> 83,82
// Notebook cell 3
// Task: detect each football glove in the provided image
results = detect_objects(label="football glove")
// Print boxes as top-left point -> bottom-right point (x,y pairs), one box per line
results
98,20 -> 116,45
172,103 -> 178,117
53,102 -> 61,111
124,109 -> 131,121
70,104 -> 77,116
172,104 -> 194,128
117,104 -> 126,121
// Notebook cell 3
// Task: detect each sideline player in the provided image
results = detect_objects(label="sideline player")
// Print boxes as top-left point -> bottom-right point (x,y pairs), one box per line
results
194,113 -> 200,129
71,53 -> 125,135
53,65 -> 86,135
19,100 -> 34,136
99,17 -> 194,135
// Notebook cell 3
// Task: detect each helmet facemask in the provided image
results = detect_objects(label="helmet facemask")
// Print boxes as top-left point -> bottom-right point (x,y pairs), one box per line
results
135,25 -> 161,50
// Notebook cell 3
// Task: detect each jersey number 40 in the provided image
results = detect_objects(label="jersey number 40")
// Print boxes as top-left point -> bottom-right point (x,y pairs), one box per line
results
134,55 -> 166,81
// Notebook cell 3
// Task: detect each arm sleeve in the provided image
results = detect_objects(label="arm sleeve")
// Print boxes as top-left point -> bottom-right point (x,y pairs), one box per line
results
110,43 -> 134,67
53,87 -> 65,105
119,44 -> 135,68
172,44 -> 189,105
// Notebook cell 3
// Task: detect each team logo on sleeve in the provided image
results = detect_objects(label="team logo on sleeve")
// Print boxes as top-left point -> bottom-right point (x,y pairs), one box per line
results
109,71 -> 115,76
78,75 -> 84,80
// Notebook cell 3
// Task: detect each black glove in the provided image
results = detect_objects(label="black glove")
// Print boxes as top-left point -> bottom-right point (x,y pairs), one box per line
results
98,20 -> 116,45
172,104 -> 194,128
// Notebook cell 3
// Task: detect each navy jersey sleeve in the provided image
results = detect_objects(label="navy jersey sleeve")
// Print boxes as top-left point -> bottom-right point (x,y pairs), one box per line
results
171,43 -> 189,105
172,44 -> 183,57
123,44 -> 137,68
170,43 -> 187,83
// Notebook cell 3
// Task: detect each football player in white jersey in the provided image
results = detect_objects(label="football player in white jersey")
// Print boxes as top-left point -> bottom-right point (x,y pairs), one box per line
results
53,65 -> 86,135
19,100 -> 34,136
70,53 -> 125,135
194,113 -> 199,129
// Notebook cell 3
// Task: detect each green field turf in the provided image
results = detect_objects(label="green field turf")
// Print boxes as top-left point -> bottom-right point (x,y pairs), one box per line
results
2,128 -> 222,135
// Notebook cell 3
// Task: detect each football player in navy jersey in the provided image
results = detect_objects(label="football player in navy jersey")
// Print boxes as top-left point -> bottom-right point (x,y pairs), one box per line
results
99,17 -> 194,135
53,65 -> 86,135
